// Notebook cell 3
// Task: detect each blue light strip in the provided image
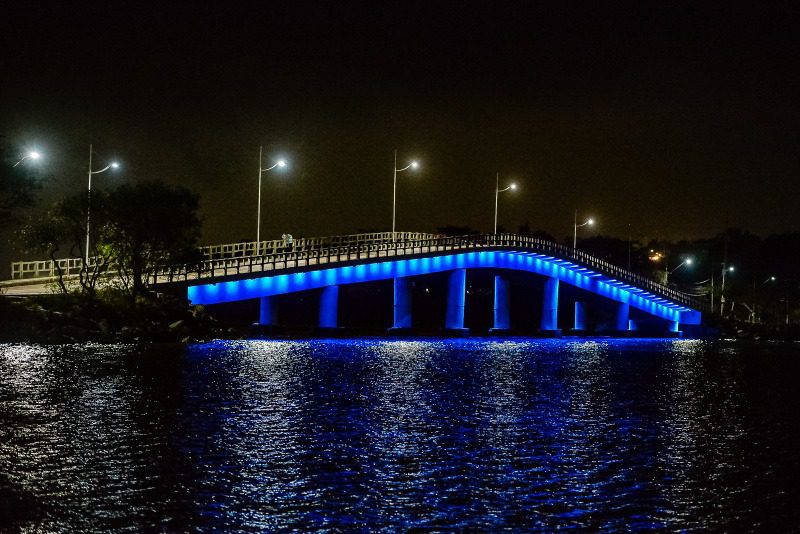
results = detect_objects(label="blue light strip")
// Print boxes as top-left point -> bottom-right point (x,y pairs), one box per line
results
187,251 -> 701,324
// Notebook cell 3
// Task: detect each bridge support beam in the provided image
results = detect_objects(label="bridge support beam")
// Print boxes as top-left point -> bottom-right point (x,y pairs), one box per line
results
574,301 -> 587,332
259,296 -> 278,326
388,276 -> 413,335
444,268 -> 469,337
540,277 -> 561,335
319,285 -> 339,330
615,302 -> 630,334
489,275 -> 510,335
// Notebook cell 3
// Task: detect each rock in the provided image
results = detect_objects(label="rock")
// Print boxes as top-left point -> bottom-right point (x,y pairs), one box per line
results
168,319 -> 186,331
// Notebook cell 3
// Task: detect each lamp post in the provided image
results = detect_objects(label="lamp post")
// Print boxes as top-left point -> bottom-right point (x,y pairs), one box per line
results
665,257 -> 693,284
85,144 -> 119,264
749,276 -> 776,323
392,150 -> 418,240
13,151 -> 41,167
573,210 -> 595,248
719,264 -> 735,316
256,146 -> 287,255
493,173 -> 517,234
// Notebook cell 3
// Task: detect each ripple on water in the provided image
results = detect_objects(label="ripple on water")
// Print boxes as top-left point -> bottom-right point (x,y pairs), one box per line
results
0,338 -> 799,531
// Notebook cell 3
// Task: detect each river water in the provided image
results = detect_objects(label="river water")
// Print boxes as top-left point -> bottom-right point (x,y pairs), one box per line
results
1,338 -> 798,531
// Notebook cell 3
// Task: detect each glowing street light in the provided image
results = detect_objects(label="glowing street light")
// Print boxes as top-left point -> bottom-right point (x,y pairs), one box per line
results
665,257 -> 693,284
392,150 -> 419,240
256,146 -> 289,255
13,151 -> 42,167
85,144 -> 120,263
573,210 -> 595,248
494,173 -> 517,234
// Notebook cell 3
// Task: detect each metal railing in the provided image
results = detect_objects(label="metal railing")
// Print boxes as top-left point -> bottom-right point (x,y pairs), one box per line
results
149,233 -> 706,310
9,231 -> 438,280
199,231 -> 438,260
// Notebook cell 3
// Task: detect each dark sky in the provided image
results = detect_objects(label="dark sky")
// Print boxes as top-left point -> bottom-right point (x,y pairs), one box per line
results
2,2 -> 799,245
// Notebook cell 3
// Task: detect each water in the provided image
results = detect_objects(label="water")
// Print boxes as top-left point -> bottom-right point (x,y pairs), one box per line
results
1,339 -> 799,531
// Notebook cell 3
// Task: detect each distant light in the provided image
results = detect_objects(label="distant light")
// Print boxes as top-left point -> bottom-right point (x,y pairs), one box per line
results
587,218 -> 595,226
410,161 -> 419,169
29,151 -> 41,160
110,162 -> 120,169
510,183 -> 517,190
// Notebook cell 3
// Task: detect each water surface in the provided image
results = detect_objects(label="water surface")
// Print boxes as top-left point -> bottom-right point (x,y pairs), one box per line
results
1,338 -> 799,531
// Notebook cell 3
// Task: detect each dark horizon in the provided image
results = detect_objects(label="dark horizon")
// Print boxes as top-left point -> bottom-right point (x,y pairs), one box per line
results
3,2 -> 799,246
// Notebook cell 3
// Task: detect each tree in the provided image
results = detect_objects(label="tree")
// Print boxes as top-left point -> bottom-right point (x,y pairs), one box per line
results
105,181 -> 202,298
21,191 -> 112,297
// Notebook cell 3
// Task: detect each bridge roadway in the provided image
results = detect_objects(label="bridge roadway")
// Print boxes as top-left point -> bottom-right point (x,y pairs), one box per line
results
2,232 -> 704,335
157,233 -> 703,336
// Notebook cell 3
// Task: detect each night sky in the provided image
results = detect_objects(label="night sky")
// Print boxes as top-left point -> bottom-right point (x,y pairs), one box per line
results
3,2 -> 799,246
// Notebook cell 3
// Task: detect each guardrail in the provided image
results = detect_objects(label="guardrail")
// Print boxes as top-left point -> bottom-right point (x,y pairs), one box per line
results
9,231 -> 439,280
149,233 -> 706,311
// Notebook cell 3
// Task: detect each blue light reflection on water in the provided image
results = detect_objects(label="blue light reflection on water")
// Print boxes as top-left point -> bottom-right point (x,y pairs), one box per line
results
1,338 -> 799,531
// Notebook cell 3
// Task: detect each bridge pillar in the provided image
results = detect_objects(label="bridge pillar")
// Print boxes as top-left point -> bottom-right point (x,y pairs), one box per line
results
445,268 -> 469,336
540,277 -> 561,335
574,300 -> 587,332
319,285 -> 339,329
615,302 -> 630,334
490,275 -> 510,334
259,296 -> 278,326
669,320 -> 680,335
388,276 -> 413,334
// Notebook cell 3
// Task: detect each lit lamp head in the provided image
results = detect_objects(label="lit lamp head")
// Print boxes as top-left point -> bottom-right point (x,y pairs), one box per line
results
410,161 -> 419,169
587,218 -> 595,226
510,183 -> 517,191
110,162 -> 120,169
685,258 -> 693,265
277,159 -> 287,168
29,151 -> 41,160
770,276 -> 776,281
728,266 -> 735,272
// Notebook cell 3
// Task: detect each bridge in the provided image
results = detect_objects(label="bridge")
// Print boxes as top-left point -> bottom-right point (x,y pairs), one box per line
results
4,232 -> 704,336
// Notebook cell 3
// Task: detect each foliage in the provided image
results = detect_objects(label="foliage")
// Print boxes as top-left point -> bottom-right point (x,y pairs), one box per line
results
104,181 -> 202,298
20,191 -> 111,297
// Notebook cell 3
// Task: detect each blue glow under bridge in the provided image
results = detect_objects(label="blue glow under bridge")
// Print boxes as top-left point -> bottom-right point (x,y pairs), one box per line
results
151,233 -> 703,336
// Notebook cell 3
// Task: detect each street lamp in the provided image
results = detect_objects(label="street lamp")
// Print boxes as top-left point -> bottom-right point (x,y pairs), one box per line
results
13,151 -> 42,167
85,144 -> 120,264
392,149 -> 419,240
494,173 -> 517,234
573,210 -> 595,248
256,146 -> 288,255
719,264 -> 735,316
665,257 -> 693,284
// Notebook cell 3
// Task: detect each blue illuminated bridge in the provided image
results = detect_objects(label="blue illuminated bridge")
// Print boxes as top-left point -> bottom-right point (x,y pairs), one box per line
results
149,233 -> 704,337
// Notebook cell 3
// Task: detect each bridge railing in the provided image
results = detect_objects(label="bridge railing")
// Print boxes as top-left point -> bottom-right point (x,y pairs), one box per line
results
9,231 -> 439,280
199,231 -> 438,260
150,233 -> 706,310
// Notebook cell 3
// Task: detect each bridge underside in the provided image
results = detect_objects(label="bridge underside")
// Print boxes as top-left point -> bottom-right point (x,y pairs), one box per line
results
187,251 -> 701,335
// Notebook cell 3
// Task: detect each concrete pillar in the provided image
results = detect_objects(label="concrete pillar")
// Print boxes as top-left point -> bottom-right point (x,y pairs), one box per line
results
392,276 -> 412,329
445,269 -> 469,335
319,285 -> 339,328
492,275 -> 510,332
540,277 -> 560,333
259,296 -> 277,326
574,301 -> 586,331
615,302 -> 630,333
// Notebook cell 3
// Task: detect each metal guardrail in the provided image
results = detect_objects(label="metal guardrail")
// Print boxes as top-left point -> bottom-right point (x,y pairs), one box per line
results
198,231 -> 438,260
9,231 -> 439,280
149,233 -> 706,311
